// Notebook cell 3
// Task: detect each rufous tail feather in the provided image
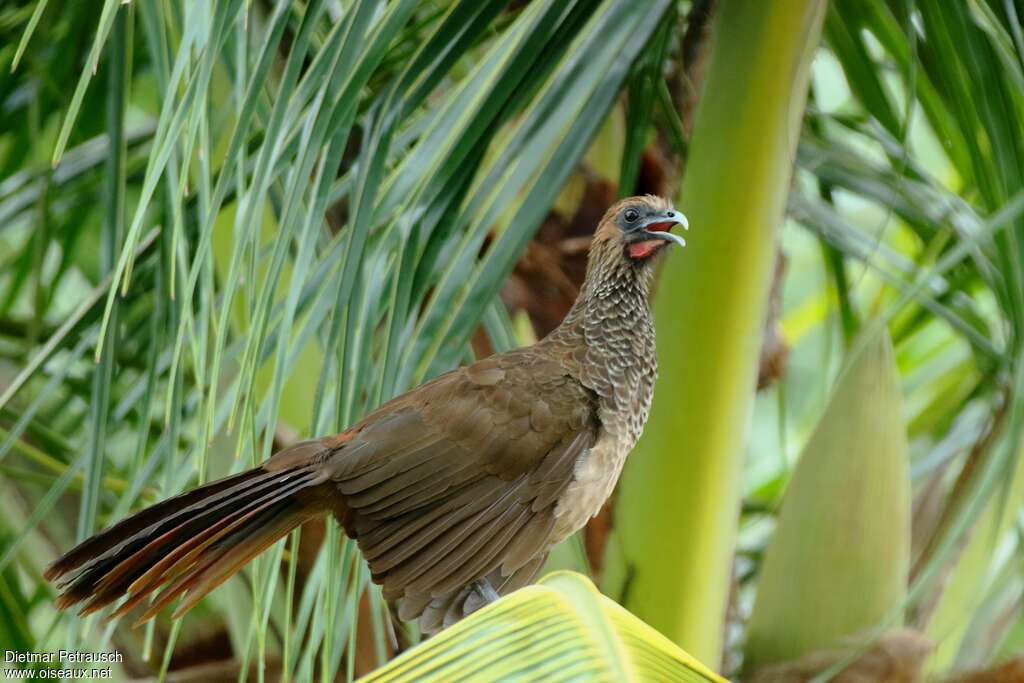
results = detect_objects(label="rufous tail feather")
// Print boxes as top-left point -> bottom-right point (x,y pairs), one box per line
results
45,452 -> 333,626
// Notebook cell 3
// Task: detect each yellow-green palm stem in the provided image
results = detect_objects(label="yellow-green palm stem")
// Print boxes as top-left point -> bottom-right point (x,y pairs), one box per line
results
605,0 -> 827,665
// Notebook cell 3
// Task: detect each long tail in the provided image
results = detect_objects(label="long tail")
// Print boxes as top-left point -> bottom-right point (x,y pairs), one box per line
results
45,441 -> 335,625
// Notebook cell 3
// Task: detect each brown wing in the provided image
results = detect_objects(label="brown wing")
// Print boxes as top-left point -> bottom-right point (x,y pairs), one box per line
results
321,347 -> 599,611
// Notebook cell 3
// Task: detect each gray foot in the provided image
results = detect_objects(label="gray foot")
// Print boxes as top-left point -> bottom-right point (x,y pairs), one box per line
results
471,578 -> 500,603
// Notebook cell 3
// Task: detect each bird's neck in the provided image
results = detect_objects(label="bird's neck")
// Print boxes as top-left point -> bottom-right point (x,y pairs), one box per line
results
546,241 -> 658,442
549,243 -> 655,345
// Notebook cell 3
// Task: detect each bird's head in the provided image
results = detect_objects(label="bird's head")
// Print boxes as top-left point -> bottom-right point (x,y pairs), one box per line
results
592,195 -> 688,266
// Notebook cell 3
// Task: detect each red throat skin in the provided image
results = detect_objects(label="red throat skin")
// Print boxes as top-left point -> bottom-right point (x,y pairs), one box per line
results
627,240 -> 665,260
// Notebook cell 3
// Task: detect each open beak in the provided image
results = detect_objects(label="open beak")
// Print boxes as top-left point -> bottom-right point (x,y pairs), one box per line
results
639,210 -> 688,247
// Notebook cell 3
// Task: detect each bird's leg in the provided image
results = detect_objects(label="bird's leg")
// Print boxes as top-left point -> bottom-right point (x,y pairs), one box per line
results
470,578 -> 501,605
461,578 -> 501,619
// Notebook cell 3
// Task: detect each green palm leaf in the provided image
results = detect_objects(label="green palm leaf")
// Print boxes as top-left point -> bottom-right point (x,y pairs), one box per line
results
361,572 -> 726,683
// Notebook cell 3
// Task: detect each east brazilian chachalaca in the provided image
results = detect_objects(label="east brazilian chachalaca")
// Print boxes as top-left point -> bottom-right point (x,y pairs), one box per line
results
45,195 -> 687,634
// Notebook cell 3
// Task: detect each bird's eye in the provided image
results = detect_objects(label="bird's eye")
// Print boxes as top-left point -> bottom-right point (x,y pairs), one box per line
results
623,208 -> 640,223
